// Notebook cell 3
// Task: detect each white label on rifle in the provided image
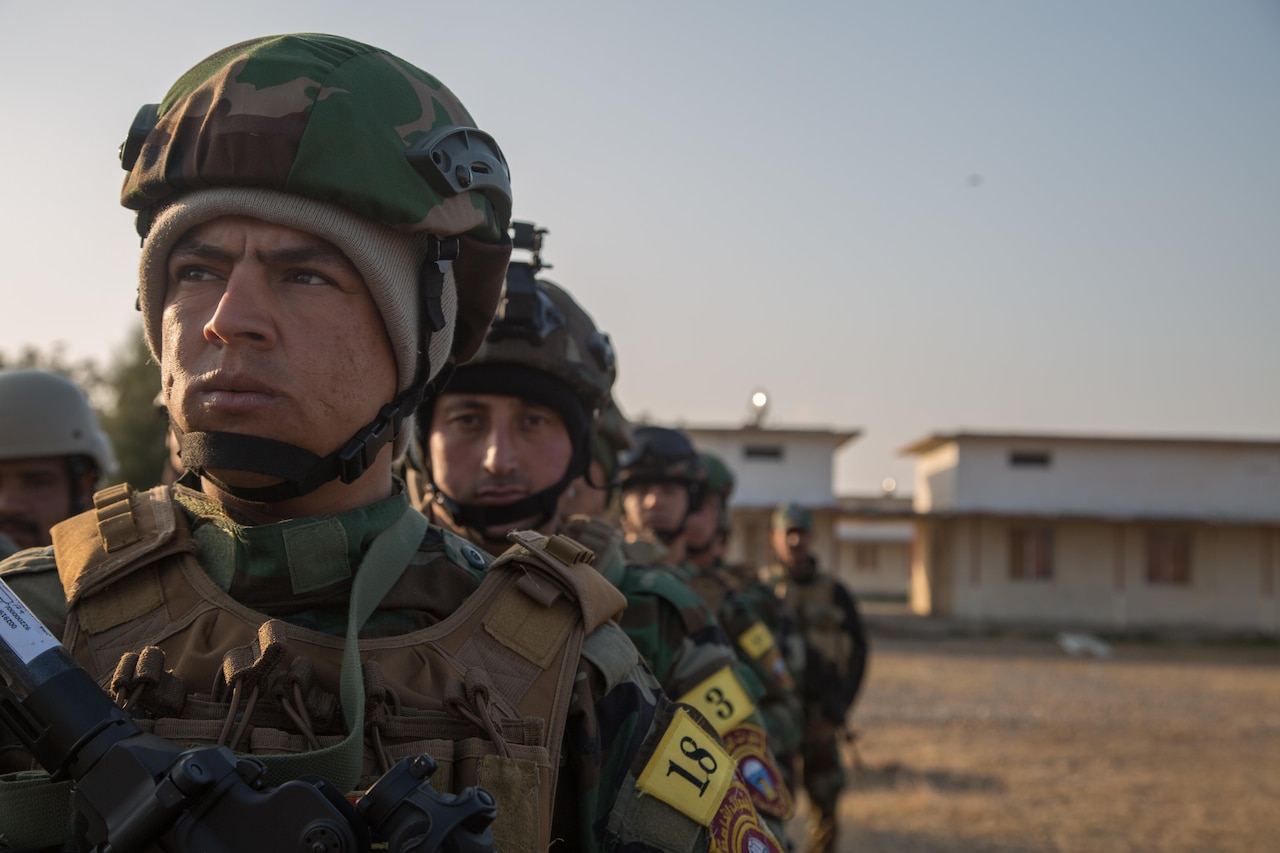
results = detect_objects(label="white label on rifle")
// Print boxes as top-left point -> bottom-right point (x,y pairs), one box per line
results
0,579 -> 60,664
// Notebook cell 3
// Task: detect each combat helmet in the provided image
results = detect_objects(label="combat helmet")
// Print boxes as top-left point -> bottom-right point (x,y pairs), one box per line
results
618,426 -> 705,542
0,370 -> 118,511
423,221 -> 620,531
698,451 -> 736,535
119,33 -> 513,501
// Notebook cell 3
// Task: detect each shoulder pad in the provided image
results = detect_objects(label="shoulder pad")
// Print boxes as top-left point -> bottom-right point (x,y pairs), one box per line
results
495,530 -> 627,633
50,484 -> 192,607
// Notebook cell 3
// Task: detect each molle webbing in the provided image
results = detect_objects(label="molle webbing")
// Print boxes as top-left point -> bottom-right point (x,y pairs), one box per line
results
52,490 -> 615,853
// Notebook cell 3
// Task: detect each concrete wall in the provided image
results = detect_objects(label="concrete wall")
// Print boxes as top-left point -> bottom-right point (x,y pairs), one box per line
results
915,437 -> 1280,521
915,515 -> 1280,634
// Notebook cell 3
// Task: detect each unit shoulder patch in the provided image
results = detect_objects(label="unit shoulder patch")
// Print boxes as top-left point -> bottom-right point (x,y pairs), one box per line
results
637,707 -> 736,826
676,666 -> 755,735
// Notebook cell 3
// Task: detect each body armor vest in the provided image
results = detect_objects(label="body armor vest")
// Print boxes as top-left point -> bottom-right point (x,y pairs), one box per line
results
787,574 -> 854,674
50,484 -> 625,853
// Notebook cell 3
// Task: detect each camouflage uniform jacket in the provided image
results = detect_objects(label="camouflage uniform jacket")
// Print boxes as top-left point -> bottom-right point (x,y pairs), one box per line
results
0,484 -> 782,852
675,558 -> 804,758
562,519 -> 796,824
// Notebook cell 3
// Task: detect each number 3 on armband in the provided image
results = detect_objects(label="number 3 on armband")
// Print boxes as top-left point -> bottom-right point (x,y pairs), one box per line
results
638,708 -> 736,825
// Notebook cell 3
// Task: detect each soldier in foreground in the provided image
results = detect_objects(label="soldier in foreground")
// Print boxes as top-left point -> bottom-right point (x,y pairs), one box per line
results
763,503 -> 869,853
0,369 -> 117,558
0,35 -> 777,852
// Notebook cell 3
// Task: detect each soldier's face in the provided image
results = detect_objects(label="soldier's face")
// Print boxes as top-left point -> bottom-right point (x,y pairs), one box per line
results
683,496 -> 721,554
160,216 -> 396,485
621,481 -> 689,537
0,457 -> 84,550
773,527 -> 811,568
428,392 -> 573,544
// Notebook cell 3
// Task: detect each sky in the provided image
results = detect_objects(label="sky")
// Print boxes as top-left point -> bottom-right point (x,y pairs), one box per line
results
2,0 -> 1278,496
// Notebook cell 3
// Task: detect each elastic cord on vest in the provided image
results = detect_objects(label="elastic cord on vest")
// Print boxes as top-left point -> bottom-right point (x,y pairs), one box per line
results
176,254 -> 457,503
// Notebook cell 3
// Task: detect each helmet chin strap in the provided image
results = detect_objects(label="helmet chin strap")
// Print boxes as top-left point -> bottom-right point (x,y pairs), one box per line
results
176,390 -> 422,504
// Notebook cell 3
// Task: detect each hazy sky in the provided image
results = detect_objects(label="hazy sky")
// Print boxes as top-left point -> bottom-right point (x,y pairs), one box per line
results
3,0 -> 1277,495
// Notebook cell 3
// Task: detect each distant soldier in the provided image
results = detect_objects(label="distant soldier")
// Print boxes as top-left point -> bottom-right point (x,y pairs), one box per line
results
674,452 -> 804,763
0,369 -> 117,555
684,451 -> 736,571
763,502 -> 869,853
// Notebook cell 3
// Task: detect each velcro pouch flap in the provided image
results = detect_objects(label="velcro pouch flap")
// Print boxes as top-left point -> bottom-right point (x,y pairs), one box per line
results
496,530 -> 626,632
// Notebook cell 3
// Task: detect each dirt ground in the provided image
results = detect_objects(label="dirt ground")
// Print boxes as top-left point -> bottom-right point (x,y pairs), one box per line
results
784,617 -> 1280,853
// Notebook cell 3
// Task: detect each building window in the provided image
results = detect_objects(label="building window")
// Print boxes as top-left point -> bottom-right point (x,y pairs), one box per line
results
1146,528 -> 1191,585
855,544 -> 879,571
743,445 -> 784,461
1009,450 -> 1052,468
1009,527 -> 1053,580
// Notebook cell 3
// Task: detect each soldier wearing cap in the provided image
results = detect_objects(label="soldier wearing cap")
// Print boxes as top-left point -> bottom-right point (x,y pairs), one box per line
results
0,35 -> 778,852
0,369 -> 117,560
763,502 -> 869,853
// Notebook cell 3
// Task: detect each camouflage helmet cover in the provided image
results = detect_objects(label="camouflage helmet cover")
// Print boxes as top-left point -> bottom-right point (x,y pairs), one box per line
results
121,33 -> 509,240
0,370 -> 118,476
772,502 -> 813,532
698,451 -> 735,498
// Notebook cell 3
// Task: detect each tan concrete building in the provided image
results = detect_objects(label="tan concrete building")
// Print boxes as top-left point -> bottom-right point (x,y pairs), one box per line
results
902,431 -> 1280,635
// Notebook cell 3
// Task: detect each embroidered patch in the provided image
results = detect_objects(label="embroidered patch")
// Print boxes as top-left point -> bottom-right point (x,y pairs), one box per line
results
707,772 -> 785,853
677,666 -> 755,735
637,707 -> 736,826
737,622 -> 776,659
721,724 -> 795,819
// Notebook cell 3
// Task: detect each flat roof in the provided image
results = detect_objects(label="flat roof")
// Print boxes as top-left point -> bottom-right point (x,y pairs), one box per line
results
900,430 -> 1280,457
676,423 -> 861,447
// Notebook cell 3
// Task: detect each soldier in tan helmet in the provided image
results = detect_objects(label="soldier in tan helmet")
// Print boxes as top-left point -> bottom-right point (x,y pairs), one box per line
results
0,369 -> 117,557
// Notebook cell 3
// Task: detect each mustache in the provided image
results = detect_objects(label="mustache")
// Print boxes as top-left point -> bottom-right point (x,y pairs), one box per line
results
0,516 -> 40,539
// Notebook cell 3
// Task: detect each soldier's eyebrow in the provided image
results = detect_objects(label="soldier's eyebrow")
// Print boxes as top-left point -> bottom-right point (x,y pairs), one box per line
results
168,239 -> 360,276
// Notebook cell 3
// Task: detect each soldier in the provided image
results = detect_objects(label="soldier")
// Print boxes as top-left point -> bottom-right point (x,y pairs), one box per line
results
0,369 -> 117,556
764,503 -> 869,853
414,236 -> 617,557
684,451 -> 735,571
0,35 -> 779,852
673,452 -> 804,765
415,253 -> 793,831
617,426 -> 707,564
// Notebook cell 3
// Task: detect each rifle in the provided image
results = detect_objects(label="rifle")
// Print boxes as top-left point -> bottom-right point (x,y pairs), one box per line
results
0,578 -> 494,853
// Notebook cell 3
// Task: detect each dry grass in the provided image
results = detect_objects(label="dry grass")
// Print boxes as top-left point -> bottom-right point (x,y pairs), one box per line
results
787,629 -> 1280,852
